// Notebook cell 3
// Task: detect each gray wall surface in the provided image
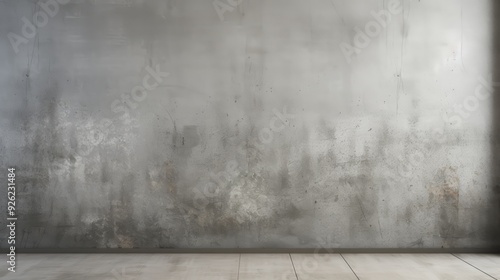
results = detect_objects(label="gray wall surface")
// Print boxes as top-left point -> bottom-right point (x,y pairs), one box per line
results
1,0 -> 499,249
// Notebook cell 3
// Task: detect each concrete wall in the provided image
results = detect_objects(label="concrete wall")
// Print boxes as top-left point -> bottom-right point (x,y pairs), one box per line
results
1,0 -> 499,249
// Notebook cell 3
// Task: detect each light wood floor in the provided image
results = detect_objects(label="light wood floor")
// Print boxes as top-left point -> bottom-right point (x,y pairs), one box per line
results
1,253 -> 499,279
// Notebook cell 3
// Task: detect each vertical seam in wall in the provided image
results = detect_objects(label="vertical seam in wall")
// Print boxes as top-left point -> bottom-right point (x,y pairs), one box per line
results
451,253 -> 497,280
289,253 -> 299,280
340,253 -> 360,280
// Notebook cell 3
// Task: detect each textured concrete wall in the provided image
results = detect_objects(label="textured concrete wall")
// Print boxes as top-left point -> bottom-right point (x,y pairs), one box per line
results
1,0 -> 499,249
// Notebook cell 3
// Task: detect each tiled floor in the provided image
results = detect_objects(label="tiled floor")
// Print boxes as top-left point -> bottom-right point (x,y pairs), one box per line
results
1,253 -> 499,279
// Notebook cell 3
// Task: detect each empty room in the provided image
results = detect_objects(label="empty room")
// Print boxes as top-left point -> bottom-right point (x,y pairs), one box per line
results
0,0 -> 499,279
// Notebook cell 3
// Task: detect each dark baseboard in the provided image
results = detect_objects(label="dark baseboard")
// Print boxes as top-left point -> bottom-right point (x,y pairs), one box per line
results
3,248 -> 500,254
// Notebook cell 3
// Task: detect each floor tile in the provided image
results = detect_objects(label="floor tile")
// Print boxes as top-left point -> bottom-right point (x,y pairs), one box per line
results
2,254 -> 240,280
342,253 -> 493,280
455,254 -> 500,279
3,253 -> 497,280
291,254 -> 358,280
238,254 -> 297,280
